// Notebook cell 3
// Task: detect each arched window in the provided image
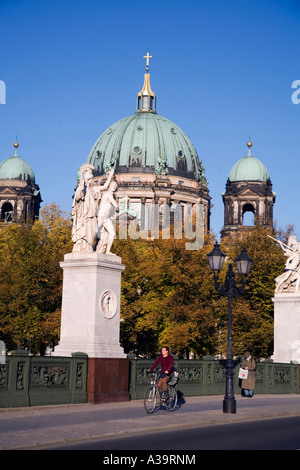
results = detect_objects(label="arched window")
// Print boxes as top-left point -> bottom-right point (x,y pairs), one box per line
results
242,203 -> 255,226
1,202 -> 13,223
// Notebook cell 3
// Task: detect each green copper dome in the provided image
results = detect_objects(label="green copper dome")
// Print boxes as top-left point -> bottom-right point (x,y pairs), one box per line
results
87,113 -> 206,182
228,142 -> 270,182
87,63 -> 207,184
0,142 -> 35,183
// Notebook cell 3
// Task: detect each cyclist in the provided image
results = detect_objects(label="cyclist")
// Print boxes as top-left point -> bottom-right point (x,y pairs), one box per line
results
149,346 -> 174,399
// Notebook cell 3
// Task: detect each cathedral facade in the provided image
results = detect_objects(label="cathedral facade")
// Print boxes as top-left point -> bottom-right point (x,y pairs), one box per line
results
86,55 -> 211,235
0,55 -> 275,239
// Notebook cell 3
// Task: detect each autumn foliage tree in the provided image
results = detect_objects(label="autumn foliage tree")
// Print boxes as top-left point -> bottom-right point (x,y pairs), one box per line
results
212,225 -> 286,359
0,201 -> 290,359
114,233 -> 219,357
0,203 -> 72,354
114,224 -> 287,359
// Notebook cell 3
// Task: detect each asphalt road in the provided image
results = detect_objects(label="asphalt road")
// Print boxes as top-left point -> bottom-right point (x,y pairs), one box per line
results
1,394 -> 300,451
39,415 -> 300,450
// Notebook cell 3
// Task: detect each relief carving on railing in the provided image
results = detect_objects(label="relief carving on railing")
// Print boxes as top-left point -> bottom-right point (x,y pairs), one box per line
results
76,363 -> 84,389
17,362 -> 25,390
0,364 -> 8,389
206,364 -> 213,384
30,364 -> 70,388
254,366 -> 264,383
179,366 -> 203,382
137,367 -> 150,384
214,365 -> 225,383
267,365 -> 273,385
275,368 -> 291,384
292,366 -> 298,386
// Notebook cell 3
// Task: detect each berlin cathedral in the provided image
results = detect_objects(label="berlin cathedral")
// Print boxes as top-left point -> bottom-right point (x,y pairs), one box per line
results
0,54 -> 275,237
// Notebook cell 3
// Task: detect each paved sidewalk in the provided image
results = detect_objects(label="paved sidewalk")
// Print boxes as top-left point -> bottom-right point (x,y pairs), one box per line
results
0,394 -> 299,450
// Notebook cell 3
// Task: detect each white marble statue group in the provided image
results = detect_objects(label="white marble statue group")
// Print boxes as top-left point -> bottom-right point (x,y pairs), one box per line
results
270,235 -> 300,293
71,164 -> 118,254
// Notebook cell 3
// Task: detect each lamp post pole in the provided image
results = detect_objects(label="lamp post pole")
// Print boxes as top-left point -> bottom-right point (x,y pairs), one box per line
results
208,244 -> 252,414
220,264 -> 237,414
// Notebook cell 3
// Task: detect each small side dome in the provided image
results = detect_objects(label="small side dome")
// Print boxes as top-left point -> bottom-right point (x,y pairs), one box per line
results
228,141 -> 270,182
0,142 -> 35,183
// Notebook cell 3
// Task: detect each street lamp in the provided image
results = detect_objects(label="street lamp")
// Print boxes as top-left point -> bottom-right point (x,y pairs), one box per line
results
207,243 -> 252,414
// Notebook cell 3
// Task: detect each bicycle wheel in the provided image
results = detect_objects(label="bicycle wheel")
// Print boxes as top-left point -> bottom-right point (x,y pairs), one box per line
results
166,385 -> 177,411
144,385 -> 160,414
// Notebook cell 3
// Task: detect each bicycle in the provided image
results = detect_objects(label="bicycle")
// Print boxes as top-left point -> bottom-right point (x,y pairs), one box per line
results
144,369 -> 178,414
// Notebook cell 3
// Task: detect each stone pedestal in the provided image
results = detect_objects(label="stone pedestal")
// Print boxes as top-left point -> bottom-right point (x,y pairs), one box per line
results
52,252 -> 126,359
87,357 -> 130,403
272,293 -> 300,363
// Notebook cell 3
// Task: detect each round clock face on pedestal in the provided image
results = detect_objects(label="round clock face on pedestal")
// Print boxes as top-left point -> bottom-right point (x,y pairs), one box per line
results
99,290 -> 117,319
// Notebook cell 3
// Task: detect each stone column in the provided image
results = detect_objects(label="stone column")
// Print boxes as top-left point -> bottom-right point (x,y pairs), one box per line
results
53,252 -> 126,359
272,293 -> 300,363
52,252 -> 130,403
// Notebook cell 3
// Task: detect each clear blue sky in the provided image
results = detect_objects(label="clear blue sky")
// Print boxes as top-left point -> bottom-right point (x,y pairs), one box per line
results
1,0 -> 300,238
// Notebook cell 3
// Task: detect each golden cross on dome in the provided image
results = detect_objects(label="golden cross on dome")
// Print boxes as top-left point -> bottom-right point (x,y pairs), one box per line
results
144,52 -> 152,69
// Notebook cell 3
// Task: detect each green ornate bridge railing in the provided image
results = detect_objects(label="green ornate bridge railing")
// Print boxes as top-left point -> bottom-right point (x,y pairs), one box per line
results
0,351 -> 299,407
0,350 -> 88,407
128,355 -> 300,400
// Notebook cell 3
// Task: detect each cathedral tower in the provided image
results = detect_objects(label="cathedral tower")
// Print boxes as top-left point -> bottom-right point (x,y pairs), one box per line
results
221,141 -> 275,238
0,141 -> 42,223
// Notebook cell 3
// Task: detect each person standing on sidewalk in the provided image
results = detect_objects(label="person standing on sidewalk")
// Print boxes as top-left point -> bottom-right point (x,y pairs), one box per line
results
149,347 -> 174,399
241,351 -> 256,397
